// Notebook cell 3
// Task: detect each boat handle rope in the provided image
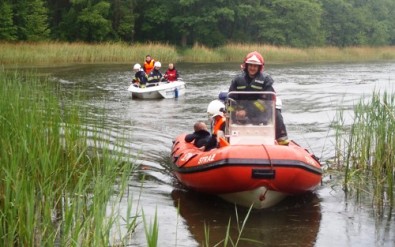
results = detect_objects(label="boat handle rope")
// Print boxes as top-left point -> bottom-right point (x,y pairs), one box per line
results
261,144 -> 273,169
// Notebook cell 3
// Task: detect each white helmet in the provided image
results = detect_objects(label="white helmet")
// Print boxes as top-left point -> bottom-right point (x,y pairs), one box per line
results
207,100 -> 225,118
154,61 -> 161,68
133,63 -> 141,70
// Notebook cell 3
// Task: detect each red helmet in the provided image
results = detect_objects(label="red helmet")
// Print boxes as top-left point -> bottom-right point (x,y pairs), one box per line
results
243,51 -> 265,71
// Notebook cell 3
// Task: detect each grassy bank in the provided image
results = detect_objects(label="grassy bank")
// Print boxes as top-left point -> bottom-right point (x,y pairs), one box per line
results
1,42 -> 395,66
0,70 -> 137,246
333,91 -> 395,214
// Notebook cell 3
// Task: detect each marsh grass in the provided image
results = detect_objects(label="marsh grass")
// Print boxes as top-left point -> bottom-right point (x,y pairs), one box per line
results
142,208 -> 159,247
202,205 -> 261,247
0,70 -> 137,246
219,44 -> 395,64
1,42 -> 395,66
334,91 -> 395,212
0,42 -> 179,66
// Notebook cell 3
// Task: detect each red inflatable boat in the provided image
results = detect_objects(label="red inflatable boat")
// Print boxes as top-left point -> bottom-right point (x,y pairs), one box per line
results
171,92 -> 322,209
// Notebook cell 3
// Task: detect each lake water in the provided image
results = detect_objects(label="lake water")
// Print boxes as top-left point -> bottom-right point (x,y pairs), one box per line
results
41,61 -> 395,246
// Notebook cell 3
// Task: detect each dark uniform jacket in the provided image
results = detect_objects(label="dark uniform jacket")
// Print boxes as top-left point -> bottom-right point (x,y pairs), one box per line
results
185,130 -> 217,151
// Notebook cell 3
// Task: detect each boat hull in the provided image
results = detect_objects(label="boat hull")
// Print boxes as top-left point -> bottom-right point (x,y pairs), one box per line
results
128,80 -> 186,99
219,187 -> 287,209
171,134 -> 322,208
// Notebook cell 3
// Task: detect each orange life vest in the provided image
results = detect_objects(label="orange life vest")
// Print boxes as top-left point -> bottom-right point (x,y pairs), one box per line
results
212,116 -> 229,147
213,116 -> 226,136
143,60 -> 155,74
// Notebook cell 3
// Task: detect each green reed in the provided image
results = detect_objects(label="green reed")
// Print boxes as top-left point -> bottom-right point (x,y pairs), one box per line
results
334,91 -> 395,211
0,42 -> 179,66
202,205 -> 259,247
142,208 -> 159,247
2,42 -> 395,66
0,70 -> 137,246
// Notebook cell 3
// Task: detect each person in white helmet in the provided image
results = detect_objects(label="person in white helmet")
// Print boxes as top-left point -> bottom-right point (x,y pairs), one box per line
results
132,63 -> 148,88
147,61 -> 163,85
207,99 -> 226,137
229,51 -> 289,145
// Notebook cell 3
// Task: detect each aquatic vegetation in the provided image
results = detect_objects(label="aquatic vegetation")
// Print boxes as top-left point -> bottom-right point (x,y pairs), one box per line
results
202,205 -> 260,247
1,42 -> 395,66
334,90 -> 395,213
0,70 -> 137,246
0,42 -> 179,66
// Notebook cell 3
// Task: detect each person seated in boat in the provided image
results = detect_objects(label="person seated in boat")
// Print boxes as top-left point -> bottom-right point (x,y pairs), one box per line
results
234,108 -> 251,125
185,121 -> 218,151
163,63 -> 179,82
228,51 -> 289,145
207,99 -> 229,147
143,55 -> 155,75
147,61 -> 163,87
132,63 -> 148,88
207,99 -> 226,136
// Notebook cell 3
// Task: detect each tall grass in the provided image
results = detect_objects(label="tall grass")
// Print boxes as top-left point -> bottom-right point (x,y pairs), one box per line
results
0,70 -> 137,246
219,44 -> 395,64
0,42 -> 179,66
202,205 -> 260,247
334,91 -> 395,213
1,42 -> 395,66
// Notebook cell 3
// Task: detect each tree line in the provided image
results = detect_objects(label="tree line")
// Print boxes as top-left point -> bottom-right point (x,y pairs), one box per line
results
1,0 -> 394,48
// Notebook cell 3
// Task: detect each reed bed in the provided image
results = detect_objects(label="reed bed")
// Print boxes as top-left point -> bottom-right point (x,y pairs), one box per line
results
333,91 -> 395,213
0,70 -> 138,246
0,42 -> 179,66
1,42 -> 395,66
219,44 -> 395,64
180,43 -> 224,63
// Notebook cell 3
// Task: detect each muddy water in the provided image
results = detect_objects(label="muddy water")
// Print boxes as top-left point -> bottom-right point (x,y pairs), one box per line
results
45,62 -> 395,246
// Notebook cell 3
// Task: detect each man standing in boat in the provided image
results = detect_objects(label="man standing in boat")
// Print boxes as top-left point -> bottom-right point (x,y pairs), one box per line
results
228,51 -> 289,145
143,55 -> 155,74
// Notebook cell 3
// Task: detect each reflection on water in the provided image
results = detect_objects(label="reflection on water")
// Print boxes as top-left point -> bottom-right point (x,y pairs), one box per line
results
39,62 -> 395,246
171,189 -> 321,247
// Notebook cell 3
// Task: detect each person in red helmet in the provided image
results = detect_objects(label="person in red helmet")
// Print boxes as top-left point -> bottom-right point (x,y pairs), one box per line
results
228,51 -> 289,144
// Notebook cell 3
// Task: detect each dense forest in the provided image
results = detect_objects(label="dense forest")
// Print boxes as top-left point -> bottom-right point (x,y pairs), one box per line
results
0,0 -> 394,48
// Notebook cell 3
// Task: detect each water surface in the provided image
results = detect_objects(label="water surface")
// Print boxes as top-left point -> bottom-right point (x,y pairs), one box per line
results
44,62 -> 395,246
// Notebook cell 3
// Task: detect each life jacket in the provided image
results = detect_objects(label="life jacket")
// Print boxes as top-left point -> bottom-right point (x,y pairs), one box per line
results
143,60 -> 155,74
213,116 -> 226,136
165,69 -> 178,82
213,116 -> 229,147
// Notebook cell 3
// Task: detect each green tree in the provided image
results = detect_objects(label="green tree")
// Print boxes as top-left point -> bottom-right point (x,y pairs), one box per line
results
110,0 -> 136,41
134,0 -> 234,47
0,1 -> 17,41
78,1 -> 111,41
168,0 -> 234,47
259,0 -> 324,47
358,0 -> 394,46
46,0 -> 71,39
13,0 -> 50,41
231,1 -> 264,43
59,0 -> 111,42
